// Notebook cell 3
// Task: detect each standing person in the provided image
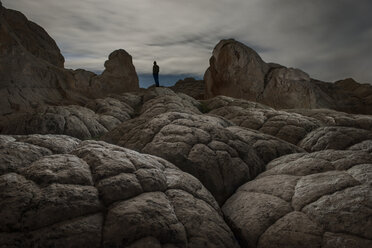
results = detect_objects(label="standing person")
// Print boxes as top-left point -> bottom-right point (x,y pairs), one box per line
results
153,61 -> 160,87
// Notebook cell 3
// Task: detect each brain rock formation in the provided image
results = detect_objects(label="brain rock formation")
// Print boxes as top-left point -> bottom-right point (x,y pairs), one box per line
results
204,96 -> 321,145
222,149 -> 372,248
0,98 -> 135,140
0,135 -> 239,248
103,109 -> 305,205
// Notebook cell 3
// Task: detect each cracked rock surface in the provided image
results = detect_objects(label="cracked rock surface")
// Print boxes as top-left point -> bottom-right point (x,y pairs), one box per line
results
0,100 -> 135,140
222,149 -> 372,248
207,99 -> 321,145
103,112 -> 266,205
299,126 -> 372,152
0,135 -> 239,248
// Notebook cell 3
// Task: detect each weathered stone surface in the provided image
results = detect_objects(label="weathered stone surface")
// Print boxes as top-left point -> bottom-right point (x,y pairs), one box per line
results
14,134 -> 80,154
299,126 -> 372,152
0,141 -> 52,175
209,102 -> 320,144
103,112 -> 264,204
286,108 -> 372,131
0,135 -> 239,247
140,92 -> 202,119
349,140 -> 372,153
222,191 -> 292,248
322,232 -> 372,248
257,211 -> 323,248
204,39 -> 372,114
223,149 -> 372,248
261,67 -> 330,109
0,5 -> 140,118
1,104 -> 130,139
205,39 -> 269,101
88,49 -> 140,97
201,95 -> 270,112
170,77 -> 205,100
0,5 -> 64,68
20,154 -> 93,186
227,126 -> 305,164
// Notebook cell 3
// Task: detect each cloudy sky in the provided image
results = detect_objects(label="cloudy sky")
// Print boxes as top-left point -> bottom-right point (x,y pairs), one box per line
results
3,0 -> 372,86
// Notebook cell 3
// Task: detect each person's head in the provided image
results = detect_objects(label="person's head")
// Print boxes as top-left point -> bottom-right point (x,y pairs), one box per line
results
153,61 -> 157,65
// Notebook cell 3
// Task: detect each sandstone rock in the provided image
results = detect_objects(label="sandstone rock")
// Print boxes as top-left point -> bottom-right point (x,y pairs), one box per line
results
87,49 -> 139,97
299,126 -> 372,152
223,149 -> 372,248
227,126 -> 305,164
103,112 -> 264,204
0,5 -> 140,118
0,140 -> 52,175
0,5 -> 64,67
286,108 -> 372,131
0,103 -> 132,139
204,39 -> 372,114
205,39 -> 269,101
208,101 -> 320,144
140,93 -> 202,119
349,140 -> 372,154
170,77 -> 205,100
0,135 -> 239,247
13,134 -> 80,154
201,95 -> 271,112
261,67 -> 332,109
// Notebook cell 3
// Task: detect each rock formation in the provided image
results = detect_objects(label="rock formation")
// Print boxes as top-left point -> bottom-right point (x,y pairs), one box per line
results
0,4 -> 139,117
1,4 -> 372,248
170,77 -> 205,100
0,135 -> 239,247
204,39 -> 372,115
223,150 -> 372,248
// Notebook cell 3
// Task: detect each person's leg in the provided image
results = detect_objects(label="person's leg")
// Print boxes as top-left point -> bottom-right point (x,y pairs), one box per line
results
154,74 -> 159,87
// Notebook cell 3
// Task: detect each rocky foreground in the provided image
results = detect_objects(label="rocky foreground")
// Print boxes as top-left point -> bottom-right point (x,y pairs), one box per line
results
1,88 -> 372,248
1,3 -> 372,248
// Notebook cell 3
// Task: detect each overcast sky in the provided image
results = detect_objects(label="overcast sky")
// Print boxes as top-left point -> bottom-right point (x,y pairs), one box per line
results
3,0 -> 372,84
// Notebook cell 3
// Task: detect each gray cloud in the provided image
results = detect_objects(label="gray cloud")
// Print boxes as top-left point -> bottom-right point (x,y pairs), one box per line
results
3,0 -> 372,83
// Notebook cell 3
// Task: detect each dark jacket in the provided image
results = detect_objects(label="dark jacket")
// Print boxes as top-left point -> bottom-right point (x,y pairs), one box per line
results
153,64 -> 159,74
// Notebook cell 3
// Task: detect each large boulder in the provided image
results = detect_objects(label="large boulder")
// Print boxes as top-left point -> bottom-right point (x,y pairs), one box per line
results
0,135 -> 239,247
0,4 -> 139,117
223,150 -> 372,248
0,4 -> 64,67
204,39 -> 269,101
170,77 -> 205,100
86,49 -> 139,97
261,67 -> 332,109
204,39 -> 372,114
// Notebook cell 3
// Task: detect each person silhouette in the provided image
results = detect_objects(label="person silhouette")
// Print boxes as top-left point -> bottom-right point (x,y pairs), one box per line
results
153,61 -> 160,87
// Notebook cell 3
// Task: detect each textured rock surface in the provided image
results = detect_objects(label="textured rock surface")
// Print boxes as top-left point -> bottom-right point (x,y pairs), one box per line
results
0,135 -> 239,247
0,5 -> 139,118
261,67 -> 332,109
204,39 -> 269,101
103,112 -> 265,204
286,108 -> 372,131
87,49 -> 139,97
227,126 -> 305,164
207,98 -> 321,145
204,39 -> 372,114
299,126 -> 372,152
0,104 -> 129,140
223,150 -> 372,248
170,77 -> 205,100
